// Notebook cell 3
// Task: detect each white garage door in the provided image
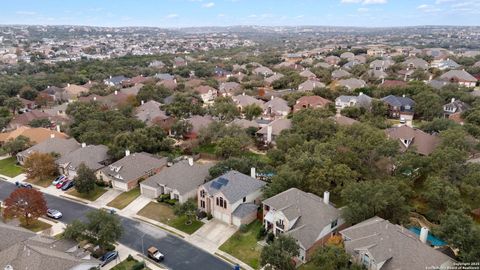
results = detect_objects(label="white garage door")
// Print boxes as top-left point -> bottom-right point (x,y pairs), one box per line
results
232,216 -> 241,227
112,181 -> 128,192
140,185 -> 158,198
214,211 -> 231,224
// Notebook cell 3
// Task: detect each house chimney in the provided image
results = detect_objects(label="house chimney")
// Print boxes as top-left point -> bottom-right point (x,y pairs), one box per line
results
420,227 -> 429,244
250,167 -> 256,178
402,94 -> 406,98
359,92 -> 363,96
242,92 -> 245,96
323,191 -> 330,205
270,96 -> 274,100
110,75 -> 112,79
56,125 -> 61,132
141,100 -> 144,105
93,96 -> 97,101
173,79 -> 177,84
50,133 -> 55,139
88,80 -> 91,84
188,157 -> 194,166
125,149 -> 130,157
114,90 -> 118,95
451,98 -> 455,103
81,142 -> 86,148
266,125 -> 273,143
429,75 -> 433,81
67,83 -> 70,87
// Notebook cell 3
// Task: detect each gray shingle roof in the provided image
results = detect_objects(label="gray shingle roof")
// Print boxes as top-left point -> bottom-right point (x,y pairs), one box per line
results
101,152 -> 167,183
263,188 -> 342,250
56,144 -> 109,171
202,170 -> 266,203
142,160 -> 213,195
232,203 -> 258,218
440,70 -> 477,82
18,138 -> 80,159
340,217 -> 455,270
381,95 -> 415,108
257,119 -> 292,136
135,100 -> 168,123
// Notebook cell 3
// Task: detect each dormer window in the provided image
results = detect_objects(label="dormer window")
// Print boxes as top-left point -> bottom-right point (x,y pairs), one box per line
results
331,219 -> 338,229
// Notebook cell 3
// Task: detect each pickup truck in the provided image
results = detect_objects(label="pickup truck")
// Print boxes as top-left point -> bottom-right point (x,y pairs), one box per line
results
147,246 -> 164,262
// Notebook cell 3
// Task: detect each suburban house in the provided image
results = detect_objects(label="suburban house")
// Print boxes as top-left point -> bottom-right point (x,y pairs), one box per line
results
197,170 -> 266,227
265,73 -> 285,86
369,59 -> 394,72
17,137 -> 80,165
8,110 -> 52,130
263,97 -> 291,119
185,115 -> 214,139
299,69 -> 317,79
443,98 -> 470,118
173,57 -> 187,68
293,96 -> 332,112
219,82 -> 242,97
194,85 -> 218,103
0,223 -> 99,270
331,114 -> 359,126
337,78 -> 367,91
331,69 -> 351,80
262,188 -> 345,263
232,94 -> 265,111
0,126 -> 67,145
63,83 -> 89,100
230,118 -> 260,129
298,79 -> 325,91
103,75 -> 128,87
140,158 -> 213,203
256,118 -> 292,144
253,66 -> 274,77
340,217 -> 455,270
335,93 -> 373,110
56,144 -> 109,177
404,58 -> 429,70
135,100 -> 172,129
431,59 -> 460,70
386,125 -> 440,156
98,151 -> 167,191
439,70 -> 478,88
381,95 -> 415,120
41,86 -> 69,102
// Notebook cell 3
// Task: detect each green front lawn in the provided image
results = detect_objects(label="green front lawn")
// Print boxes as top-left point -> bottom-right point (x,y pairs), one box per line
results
67,186 -> 107,201
21,219 -> 52,232
195,144 -> 217,155
137,202 -> 203,234
0,157 -> 23,177
219,220 -> 263,269
107,187 -> 141,209
298,262 -> 317,270
111,257 -> 148,270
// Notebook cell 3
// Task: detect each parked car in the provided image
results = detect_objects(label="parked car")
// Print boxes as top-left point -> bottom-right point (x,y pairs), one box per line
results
147,246 -> 164,262
56,179 -> 68,189
52,175 -> 65,185
46,209 -> 62,219
99,251 -> 118,267
61,180 -> 74,191
15,181 -> 32,189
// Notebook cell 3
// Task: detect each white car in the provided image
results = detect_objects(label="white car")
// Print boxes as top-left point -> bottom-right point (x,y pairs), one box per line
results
46,209 -> 63,219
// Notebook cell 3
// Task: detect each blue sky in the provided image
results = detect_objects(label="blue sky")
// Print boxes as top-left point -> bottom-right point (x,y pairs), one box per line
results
1,0 -> 479,27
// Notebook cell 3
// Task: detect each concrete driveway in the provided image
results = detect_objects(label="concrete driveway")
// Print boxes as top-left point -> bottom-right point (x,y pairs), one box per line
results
187,220 -> 237,253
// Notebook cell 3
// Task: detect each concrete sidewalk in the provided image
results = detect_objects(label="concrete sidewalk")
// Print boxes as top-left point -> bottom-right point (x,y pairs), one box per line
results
187,220 -> 237,253
118,195 -> 151,216
105,243 -> 167,270
90,188 -> 122,208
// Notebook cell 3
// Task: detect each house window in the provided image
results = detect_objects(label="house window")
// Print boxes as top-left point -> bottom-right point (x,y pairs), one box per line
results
223,200 -> 227,209
200,200 -> 205,208
362,254 -> 370,266
216,197 -> 219,206
200,190 -> 205,198
331,219 -> 338,229
243,197 -> 246,202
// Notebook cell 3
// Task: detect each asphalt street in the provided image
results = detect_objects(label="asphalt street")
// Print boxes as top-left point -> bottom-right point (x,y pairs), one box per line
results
0,180 -> 232,270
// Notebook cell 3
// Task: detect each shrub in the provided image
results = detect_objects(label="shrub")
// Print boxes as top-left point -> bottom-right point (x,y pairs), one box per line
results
266,232 -> 275,243
239,224 -> 248,233
165,199 -> 178,206
157,194 -> 171,203
197,210 -> 207,219
132,261 -> 145,270
126,254 -> 135,261
257,226 -> 267,240
207,213 -> 213,220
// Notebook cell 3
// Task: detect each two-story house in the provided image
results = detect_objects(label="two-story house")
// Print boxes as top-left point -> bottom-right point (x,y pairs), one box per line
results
262,188 -> 345,263
335,92 -> 373,110
443,98 -> 470,118
197,170 -> 265,227
194,85 -> 218,103
381,95 -> 415,121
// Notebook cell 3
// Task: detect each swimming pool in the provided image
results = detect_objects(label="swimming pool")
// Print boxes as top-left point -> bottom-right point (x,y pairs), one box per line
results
408,227 -> 447,246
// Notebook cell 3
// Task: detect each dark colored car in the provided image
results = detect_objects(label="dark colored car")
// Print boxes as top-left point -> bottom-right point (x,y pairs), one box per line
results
61,180 -> 74,191
15,181 -> 32,189
99,251 -> 118,267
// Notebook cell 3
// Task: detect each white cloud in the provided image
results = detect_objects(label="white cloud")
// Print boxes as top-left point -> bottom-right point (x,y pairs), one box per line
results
165,13 -> 179,19
16,11 -> 37,15
202,2 -> 215,8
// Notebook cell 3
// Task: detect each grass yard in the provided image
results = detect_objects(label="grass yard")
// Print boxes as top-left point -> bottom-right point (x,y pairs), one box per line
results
26,177 -> 52,188
137,202 -> 203,234
111,257 -> 148,270
67,186 -> 107,201
21,219 -> 52,232
298,262 -> 318,270
107,187 -> 141,209
195,144 -> 217,155
0,157 -> 23,177
219,220 -> 263,269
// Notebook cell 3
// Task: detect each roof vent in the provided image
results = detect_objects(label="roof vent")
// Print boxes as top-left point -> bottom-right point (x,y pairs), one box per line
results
5,265 -> 13,270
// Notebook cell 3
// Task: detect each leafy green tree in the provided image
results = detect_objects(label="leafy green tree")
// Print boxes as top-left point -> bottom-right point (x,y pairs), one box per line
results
4,97 -> 23,114
435,209 -> 480,262
243,104 -> 263,120
260,234 -> 299,270
173,199 -> 197,224
413,91 -> 443,120
2,135 -> 31,155
73,163 -> 97,194
310,245 -> 351,270
28,118 -> 51,128
341,179 -> 411,224
171,120 -> 193,139
63,219 -> 87,241
215,137 -> 245,158
136,84 -> 172,103
208,156 -> 274,179
163,92 -> 205,118
210,97 -> 240,122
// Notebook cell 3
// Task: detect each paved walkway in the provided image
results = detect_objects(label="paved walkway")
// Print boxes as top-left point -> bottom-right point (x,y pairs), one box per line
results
118,195 -> 151,216
90,188 -> 121,208
187,220 -> 237,253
